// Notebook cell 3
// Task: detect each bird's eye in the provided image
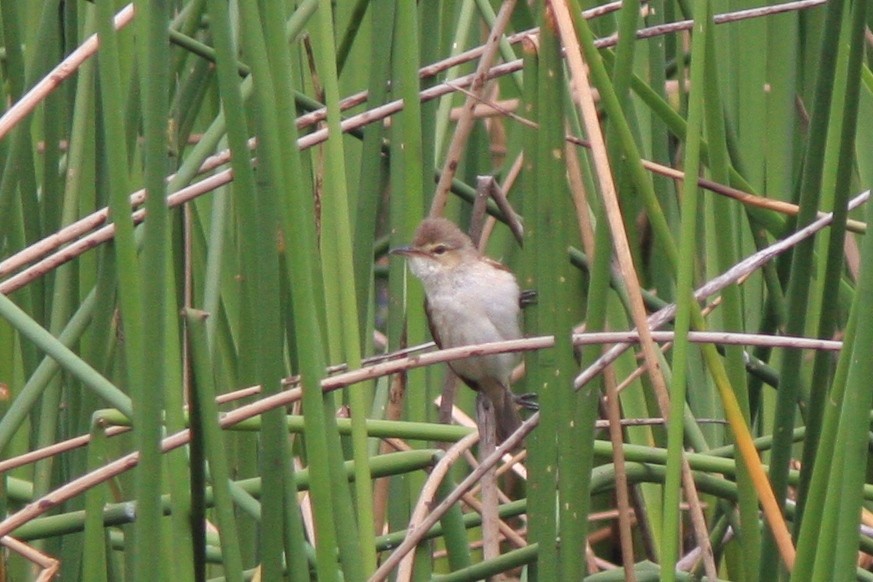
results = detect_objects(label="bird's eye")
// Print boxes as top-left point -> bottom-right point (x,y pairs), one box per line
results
432,244 -> 448,255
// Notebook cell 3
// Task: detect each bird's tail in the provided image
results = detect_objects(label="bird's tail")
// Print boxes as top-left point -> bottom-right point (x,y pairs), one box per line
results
483,383 -> 523,444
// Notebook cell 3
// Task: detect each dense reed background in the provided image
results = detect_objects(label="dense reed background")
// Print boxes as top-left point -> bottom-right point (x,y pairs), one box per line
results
1,0 -> 872,580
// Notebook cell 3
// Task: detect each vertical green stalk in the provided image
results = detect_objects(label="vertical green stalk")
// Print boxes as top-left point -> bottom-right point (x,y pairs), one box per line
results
160,248 -> 194,582
433,475 -> 472,571
197,187 -> 230,354
552,20 -> 592,582
418,0 -> 441,191
259,5 -> 347,579
748,0 -> 799,445
796,39 -> 858,537
793,0 -> 870,577
17,0 -> 63,321
309,1 -> 374,572
352,0 -> 392,340
518,32 -> 540,577
607,0 -> 640,271
133,1 -> 170,580
230,2 -> 349,579
574,196 -> 620,559
661,1 -> 708,576
433,0 -> 476,159
701,20 -> 760,581
185,308 -> 244,582
202,0 -> 264,569
809,199 -> 873,579
94,9 -> 147,561
34,5 -> 96,518
334,0 -> 370,74
390,0 -> 429,575
82,415 -> 111,582
280,181 -> 342,579
731,0 -> 768,190
38,9 -> 65,248
280,2 -> 366,577
763,0 -> 848,577
390,0 -> 427,368
763,7 -> 799,206
351,5 -> 391,473
628,0 -> 671,552
524,8 -> 565,580
233,2 -> 292,579
0,0 -> 33,265
555,304 -> 589,582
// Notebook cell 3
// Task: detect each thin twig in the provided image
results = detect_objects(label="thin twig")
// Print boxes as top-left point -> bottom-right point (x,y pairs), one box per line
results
370,416 -> 534,581
549,1 -> 716,576
0,425 -> 129,474
395,431 -> 480,580
1,192 -> 865,553
0,1 -> 835,290
0,536 -> 59,581
0,5 -> 135,140
446,77 -> 865,233
575,190 -> 869,389
603,364 -> 637,579
0,318 -> 840,476
430,0 -> 517,215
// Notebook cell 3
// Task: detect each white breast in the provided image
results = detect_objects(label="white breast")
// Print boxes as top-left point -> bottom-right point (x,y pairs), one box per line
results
418,258 -> 522,384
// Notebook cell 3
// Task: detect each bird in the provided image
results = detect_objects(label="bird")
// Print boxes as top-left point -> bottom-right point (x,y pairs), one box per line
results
392,217 -> 525,443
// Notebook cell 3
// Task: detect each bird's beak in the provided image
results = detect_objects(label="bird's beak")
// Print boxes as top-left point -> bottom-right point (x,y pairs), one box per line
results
389,246 -> 416,257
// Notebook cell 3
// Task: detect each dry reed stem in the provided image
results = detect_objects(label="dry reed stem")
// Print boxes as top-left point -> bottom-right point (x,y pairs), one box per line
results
0,0 -> 849,576
548,0 -> 715,577
0,1 -> 837,293
0,536 -> 60,581
430,0 -> 517,216
0,325 -> 846,477
370,416 -> 533,580
574,190 -> 869,389
395,431 -> 480,580
0,5 -> 135,140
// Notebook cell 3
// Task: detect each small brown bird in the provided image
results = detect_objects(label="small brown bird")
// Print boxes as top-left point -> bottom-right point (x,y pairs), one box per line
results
392,217 -> 524,443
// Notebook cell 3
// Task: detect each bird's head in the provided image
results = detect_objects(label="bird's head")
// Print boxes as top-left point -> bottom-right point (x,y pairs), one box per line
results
391,217 -> 477,279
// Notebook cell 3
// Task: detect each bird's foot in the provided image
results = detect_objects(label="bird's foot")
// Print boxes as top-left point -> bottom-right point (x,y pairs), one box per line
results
514,392 -> 539,411
519,289 -> 538,308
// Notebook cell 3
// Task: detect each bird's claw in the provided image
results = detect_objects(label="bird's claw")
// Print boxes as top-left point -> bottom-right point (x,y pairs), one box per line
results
514,392 -> 539,411
519,289 -> 538,308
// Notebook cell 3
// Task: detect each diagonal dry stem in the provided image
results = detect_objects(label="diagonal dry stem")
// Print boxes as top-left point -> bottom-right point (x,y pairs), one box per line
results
0,0 -> 848,294
430,0 -> 517,216
547,0 -> 717,577
395,431 -> 481,580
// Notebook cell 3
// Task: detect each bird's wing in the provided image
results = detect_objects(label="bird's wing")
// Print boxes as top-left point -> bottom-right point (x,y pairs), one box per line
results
424,297 -> 443,349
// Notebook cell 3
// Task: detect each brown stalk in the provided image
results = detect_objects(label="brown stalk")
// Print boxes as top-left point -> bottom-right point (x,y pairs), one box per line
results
0,314 -> 850,553
0,5 -> 135,141
574,190 -> 869,390
602,362 -> 637,578
370,415 -> 534,581
0,1 -> 845,294
430,0 -> 517,216
547,1 -> 716,578
395,431 -> 480,580
0,536 -> 59,581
